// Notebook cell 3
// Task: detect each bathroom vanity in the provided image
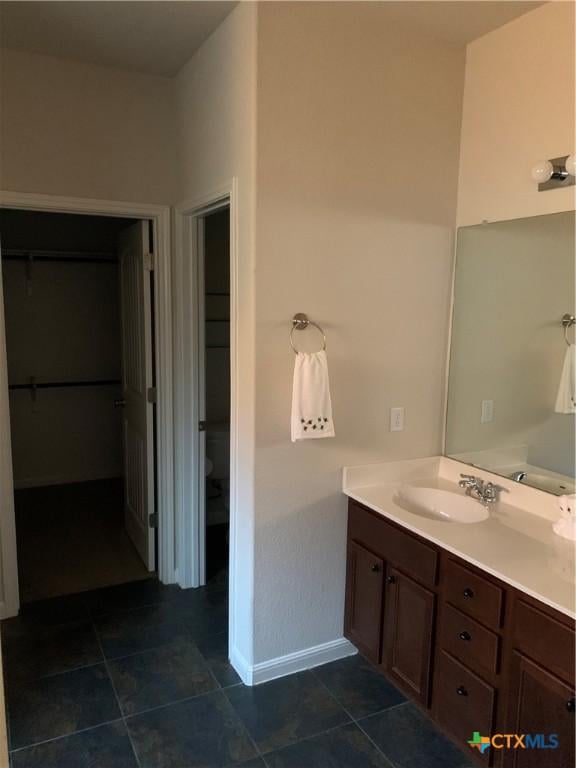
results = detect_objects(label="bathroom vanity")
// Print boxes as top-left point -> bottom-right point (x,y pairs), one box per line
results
342,457 -> 575,767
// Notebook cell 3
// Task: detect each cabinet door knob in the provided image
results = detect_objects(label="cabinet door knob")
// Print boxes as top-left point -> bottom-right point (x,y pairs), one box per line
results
456,686 -> 468,697
459,631 -> 472,642
387,575 -> 396,584
370,564 -> 381,573
567,698 -> 575,713
463,588 -> 475,599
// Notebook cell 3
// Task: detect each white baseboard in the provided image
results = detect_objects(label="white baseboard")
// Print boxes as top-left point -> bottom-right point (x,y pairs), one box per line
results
230,637 -> 357,687
229,645 -> 252,686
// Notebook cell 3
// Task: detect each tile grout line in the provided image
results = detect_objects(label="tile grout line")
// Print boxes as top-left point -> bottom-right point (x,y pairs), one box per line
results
9,717 -> 125,756
223,668 -> 360,765
220,685 -> 269,765
309,665 -> 406,768
91,617 -> 142,768
353,715 -> 404,768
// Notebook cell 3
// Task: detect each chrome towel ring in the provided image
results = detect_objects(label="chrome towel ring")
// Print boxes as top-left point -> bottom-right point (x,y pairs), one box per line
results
290,313 -> 327,353
562,313 -> 576,346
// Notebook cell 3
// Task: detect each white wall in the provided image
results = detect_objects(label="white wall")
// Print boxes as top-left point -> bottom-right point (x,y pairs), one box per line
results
253,2 -> 465,663
457,1 -> 576,226
0,48 -> 176,204
174,2 -> 257,669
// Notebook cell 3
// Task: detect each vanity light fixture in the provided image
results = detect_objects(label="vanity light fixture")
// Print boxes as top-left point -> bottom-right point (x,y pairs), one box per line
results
531,154 -> 576,191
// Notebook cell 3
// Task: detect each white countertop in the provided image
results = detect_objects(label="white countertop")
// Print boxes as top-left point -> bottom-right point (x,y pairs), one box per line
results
343,456 -> 575,619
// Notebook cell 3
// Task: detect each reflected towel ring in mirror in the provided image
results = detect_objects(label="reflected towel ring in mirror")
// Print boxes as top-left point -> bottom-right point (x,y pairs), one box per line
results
290,313 -> 327,353
562,313 -> 576,346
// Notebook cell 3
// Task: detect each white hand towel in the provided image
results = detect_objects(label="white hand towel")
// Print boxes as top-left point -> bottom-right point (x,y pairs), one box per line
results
555,344 -> 576,414
291,350 -> 335,441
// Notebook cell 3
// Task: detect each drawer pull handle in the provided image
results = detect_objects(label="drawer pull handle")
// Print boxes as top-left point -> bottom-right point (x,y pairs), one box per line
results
370,564 -> 381,573
387,575 -> 396,584
567,698 -> 575,713
456,686 -> 468,697
459,631 -> 472,641
463,588 -> 475,599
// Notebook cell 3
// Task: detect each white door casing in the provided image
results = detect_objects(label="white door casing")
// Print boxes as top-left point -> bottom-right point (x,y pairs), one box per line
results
0,190 -> 174,621
119,221 -> 155,571
197,217 -> 207,584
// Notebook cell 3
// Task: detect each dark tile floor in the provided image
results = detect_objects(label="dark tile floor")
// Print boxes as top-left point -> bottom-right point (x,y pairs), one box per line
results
2,579 -> 475,768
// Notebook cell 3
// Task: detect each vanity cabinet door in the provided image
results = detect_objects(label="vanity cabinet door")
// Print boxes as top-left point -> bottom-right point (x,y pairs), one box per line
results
344,540 -> 384,664
503,652 -> 575,768
382,568 -> 435,705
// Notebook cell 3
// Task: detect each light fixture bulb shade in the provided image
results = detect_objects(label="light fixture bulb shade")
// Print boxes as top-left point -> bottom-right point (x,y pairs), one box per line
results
531,160 -> 553,183
564,153 -> 576,177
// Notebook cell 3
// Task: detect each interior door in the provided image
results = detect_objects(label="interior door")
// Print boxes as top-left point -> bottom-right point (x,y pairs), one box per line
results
118,221 -> 155,570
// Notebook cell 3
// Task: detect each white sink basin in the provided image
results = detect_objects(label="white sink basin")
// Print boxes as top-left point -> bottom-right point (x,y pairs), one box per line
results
394,485 -> 489,524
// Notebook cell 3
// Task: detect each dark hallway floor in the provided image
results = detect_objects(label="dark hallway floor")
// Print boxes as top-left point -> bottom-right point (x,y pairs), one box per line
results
1,579 -> 474,768
15,480 -> 150,603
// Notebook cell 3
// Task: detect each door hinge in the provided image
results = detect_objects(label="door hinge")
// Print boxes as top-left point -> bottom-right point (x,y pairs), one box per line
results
149,512 -> 158,528
147,386 -> 157,404
143,252 -> 154,272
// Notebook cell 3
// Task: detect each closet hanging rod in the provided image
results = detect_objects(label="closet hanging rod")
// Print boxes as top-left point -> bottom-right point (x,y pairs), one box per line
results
8,379 -> 121,391
2,248 -> 116,264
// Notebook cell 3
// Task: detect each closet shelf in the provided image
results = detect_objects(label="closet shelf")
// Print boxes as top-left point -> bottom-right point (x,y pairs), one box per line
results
9,379 -> 121,391
3,249 -> 116,264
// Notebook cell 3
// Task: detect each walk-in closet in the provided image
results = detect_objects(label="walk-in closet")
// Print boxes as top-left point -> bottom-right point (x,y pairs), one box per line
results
0,209 -> 156,602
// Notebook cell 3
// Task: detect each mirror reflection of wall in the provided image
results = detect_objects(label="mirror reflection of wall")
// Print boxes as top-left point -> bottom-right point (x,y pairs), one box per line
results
446,210 -> 576,495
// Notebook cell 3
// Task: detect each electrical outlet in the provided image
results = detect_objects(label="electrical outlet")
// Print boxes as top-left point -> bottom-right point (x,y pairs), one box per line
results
481,399 -> 494,423
390,406 -> 404,432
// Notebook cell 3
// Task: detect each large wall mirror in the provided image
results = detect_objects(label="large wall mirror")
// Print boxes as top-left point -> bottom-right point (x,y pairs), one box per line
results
445,210 -> 575,495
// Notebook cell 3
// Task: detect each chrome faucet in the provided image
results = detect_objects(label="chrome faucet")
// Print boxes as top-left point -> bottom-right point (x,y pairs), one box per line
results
509,471 -> 527,483
458,474 -> 508,505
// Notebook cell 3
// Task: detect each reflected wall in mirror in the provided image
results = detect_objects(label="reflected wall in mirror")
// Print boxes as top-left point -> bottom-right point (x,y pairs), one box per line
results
446,211 -> 576,495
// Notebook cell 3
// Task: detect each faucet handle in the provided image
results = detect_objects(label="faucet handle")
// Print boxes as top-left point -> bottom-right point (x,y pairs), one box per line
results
483,482 -> 509,503
459,474 -> 477,486
486,481 -> 508,492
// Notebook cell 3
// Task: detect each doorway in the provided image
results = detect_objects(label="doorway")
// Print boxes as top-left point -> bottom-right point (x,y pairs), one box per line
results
201,207 -> 231,588
0,208 -> 157,604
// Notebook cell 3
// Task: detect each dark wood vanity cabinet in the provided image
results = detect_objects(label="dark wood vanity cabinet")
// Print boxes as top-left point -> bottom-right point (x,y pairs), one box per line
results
381,568 -> 435,703
503,653 -> 574,768
344,500 -> 576,767
345,501 -> 438,705
345,540 -> 384,663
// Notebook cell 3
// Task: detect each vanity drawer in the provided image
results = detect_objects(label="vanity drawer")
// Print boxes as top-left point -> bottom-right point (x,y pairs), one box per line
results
444,560 -> 503,630
512,599 -> 575,684
348,501 -> 438,587
434,651 -> 495,764
440,604 -> 500,678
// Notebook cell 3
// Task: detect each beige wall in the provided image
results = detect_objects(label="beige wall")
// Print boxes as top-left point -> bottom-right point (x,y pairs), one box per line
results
0,48 -> 176,204
3,258 -> 123,488
253,2 -> 465,662
457,1 -> 576,226
174,2 -> 257,664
